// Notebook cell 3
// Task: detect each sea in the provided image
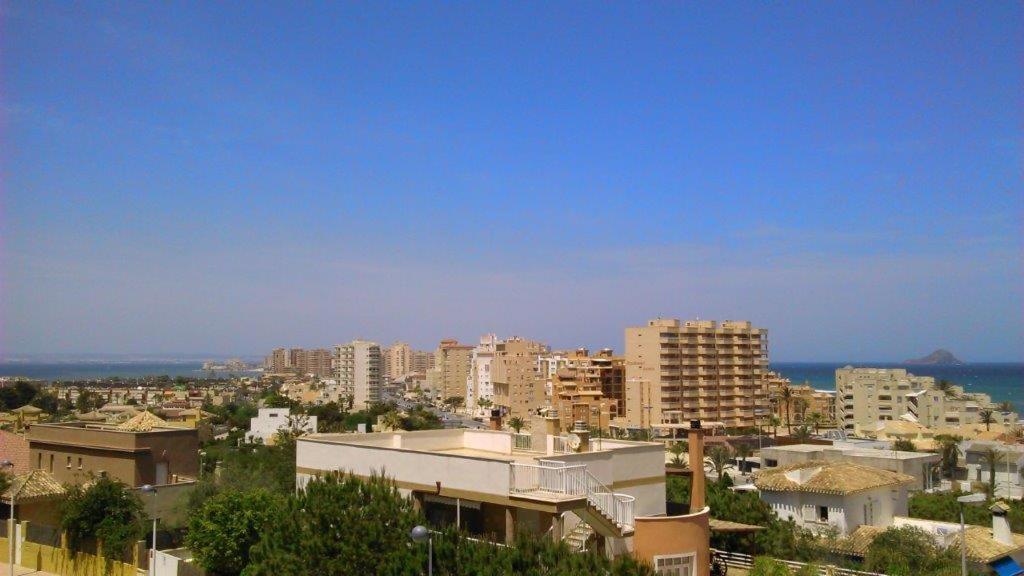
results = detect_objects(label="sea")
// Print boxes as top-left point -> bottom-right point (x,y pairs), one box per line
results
0,360 -> 1020,414
772,362 -> 1024,415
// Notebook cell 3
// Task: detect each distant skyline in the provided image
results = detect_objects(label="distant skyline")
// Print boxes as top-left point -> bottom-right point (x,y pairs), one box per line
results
2,3 -> 1021,361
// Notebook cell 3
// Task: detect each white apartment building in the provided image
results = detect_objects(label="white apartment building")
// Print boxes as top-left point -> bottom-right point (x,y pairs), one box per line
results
754,460 -> 914,537
758,443 -> 941,491
245,408 -> 318,444
962,440 -> 1024,499
836,367 -> 1018,432
334,340 -> 383,411
466,334 -> 499,411
296,416 -> 716,571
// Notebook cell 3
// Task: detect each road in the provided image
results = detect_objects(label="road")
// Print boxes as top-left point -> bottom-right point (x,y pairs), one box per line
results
381,389 -> 488,429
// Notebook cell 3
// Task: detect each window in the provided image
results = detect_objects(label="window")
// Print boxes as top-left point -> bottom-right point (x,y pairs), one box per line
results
818,506 -> 829,522
37,453 -> 42,470
78,457 -> 83,470
765,459 -> 778,467
654,553 -> 695,576
48,454 -> 54,473
66,456 -> 72,469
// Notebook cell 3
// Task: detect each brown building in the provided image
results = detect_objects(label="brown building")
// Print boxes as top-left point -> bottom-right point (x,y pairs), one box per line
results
624,319 -> 770,431
434,339 -> 474,401
549,348 -> 623,432
27,413 -> 199,488
265,347 -> 333,378
492,338 -> 548,420
765,374 -> 837,429
384,342 -> 412,381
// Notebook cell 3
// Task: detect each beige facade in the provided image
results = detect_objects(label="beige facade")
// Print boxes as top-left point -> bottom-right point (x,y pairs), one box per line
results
411,349 -> 435,374
384,341 -> 412,381
264,347 -> 332,377
492,338 -> 548,420
549,348 -> 624,432
624,319 -> 770,430
766,374 -> 837,428
434,339 -> 473,401
334,340 -> 383,410
835,367 -> 1018,432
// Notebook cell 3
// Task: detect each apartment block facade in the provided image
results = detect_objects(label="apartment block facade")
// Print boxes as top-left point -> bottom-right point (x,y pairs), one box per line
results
466,334 -> 499,410
334,340 -> 383,410
264,347 -> 332,377
549,348 -> 623,432
384,341 -> 412,381
836,367 -> 1018,432
434,339 -> 474,401
623,319 -> 770,430
492,337 -> 549,420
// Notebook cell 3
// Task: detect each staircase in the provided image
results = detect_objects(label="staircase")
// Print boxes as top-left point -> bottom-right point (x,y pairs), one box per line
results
563,520 -> 594,552
509,462 -> 636,537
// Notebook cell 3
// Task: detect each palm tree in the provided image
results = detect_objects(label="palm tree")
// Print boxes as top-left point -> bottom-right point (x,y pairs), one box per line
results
792,425 -> 813,442
979,409 -> 996,432
997,401 -> 1014,414
936,379 -> 958,400
381,410 -> 403,432
704,445 -> 735,481
806,412 -> 823,435
478,398 -> 493,413
979,447 -> 1003,497
508,416 -> 526,434
781,386 -> 794,434
668,442 -> 687,466
733,443 -> 753,473
934,434 -> 963,479
769,415 -> 781,439
793,398 -> 810,425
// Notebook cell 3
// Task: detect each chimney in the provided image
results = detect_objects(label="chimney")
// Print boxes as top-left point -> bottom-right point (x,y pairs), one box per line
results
572,420 -> 590,453
687,420 -> 706,512
991,501 -> 1013,545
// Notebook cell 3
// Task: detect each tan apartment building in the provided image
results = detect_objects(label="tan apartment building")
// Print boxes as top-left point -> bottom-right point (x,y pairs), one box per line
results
265,347 -> 332,377
411,349 -> 435,374
434,339 -> 473,401
27,414 -> 199,487
334,340 -> 383,410
492,338 -> 548,420
549,348 -> 624,432
765,372 -> 837,428
623,319 -> 770,431
384,341 -> 412,381
836,367 -> 1018,433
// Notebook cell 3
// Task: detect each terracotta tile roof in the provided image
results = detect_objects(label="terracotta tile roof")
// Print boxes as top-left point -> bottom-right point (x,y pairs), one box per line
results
752,460 -> 915,495
0,431 -> 31,475
709,518 -> 765,532
3,470 -> 66,503
10,405 -> 42,415
836,523 -> 1024,564
116,411 -> 168,432
76,410 -> 108,422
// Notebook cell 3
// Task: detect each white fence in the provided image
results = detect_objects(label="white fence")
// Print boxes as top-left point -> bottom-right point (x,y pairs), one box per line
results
711,549 -> 886,576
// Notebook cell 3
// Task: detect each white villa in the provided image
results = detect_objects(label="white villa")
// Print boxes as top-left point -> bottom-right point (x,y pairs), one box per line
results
753,460 -> 915,536
296,415 -> 714,573
245,408 -> 318,444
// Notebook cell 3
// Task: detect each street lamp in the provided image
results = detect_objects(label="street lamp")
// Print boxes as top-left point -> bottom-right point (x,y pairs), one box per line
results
198,451 -> 206,480
141,485 -> 158,576
1,460 -> 14,576
409,525 -> 432,576
957,492 -> 986,576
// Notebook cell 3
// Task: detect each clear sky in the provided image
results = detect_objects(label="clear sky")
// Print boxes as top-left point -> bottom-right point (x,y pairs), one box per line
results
2,2 -> 1021,361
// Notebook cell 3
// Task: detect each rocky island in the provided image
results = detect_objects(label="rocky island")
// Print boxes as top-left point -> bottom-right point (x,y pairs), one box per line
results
904,349 -> 964,365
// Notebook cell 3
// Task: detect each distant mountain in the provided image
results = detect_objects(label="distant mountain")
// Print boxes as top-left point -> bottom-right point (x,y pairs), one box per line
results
904,349 -> 964,365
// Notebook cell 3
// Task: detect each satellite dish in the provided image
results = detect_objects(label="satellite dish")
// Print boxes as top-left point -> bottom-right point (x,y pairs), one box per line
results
567,433 -> 581,451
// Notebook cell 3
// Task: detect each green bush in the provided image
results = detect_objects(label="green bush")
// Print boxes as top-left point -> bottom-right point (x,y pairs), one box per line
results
60,476 -> 145,559
749,556 -> 790,576
186,489 -> 283,576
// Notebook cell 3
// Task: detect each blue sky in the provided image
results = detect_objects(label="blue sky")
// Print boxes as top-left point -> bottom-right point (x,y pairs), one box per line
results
2,2 -> 1021,361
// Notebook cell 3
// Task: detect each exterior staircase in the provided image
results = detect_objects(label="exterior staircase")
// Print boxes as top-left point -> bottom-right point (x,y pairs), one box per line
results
509,461 -> 636,537
563,520 -> 594,552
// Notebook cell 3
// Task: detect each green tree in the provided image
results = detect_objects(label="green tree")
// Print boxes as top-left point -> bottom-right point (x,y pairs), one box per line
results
187,490 -> 283,576
734,443 -> 753,472
60,476 -> 146,560
381,410 -> 403,431
934,434 -> 962,479
979,447 -> 1003,497
668,442 -> 687,466
863,526 -> 959,576
31,392 -> 60,415
893,438 -> 917,452
769,415 -> 781,439
805,412 -> 823,434
936,379 -> 958,400
748,556 -> 790,576
791,425 -> 812,442
704,445 -> 734,481
793,397 -> 809,424
508,416 -> 526,433
442,396 -> 464,410
779,386 -> 794,434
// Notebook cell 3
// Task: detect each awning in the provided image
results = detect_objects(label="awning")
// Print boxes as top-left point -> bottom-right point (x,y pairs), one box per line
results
991,556 -> 1024,576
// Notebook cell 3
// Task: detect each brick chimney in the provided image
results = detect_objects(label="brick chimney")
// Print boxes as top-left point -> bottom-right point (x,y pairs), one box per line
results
687,420 -> 706,512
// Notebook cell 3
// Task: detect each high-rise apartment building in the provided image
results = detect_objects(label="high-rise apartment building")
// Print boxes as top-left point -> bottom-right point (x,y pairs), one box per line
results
466,334 -> 499,410
334,340 -> 383,411
836,367 -> 1018,432
624,319 -> 770,430
266,348 -> 289,374
549,348 -> 623,432
492,337 -> 548,419
384,342 -> 413,381
433,339 -> 473,401
264,347 -> 332,377
410,350 -> 435,374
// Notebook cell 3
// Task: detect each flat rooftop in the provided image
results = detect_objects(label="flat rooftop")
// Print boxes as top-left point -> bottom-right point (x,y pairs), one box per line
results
763,444 -> 939,460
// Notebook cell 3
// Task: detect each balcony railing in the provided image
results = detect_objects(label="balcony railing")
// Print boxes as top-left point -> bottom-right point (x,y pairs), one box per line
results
508,462 -> 635,530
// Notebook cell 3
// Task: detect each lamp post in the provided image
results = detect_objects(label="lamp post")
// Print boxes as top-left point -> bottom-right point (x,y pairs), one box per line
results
409,525 -> 432,576
1,460 -> 14,576
957,492 -> 986,576
141,485 -> 158,576
198,451 -> 206,480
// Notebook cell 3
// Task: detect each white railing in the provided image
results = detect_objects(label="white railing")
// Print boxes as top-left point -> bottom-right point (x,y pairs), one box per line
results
710,549 -> 886,576
513,433 -> 533,451
508,462 -> 634,529
551,436 -> 575,454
